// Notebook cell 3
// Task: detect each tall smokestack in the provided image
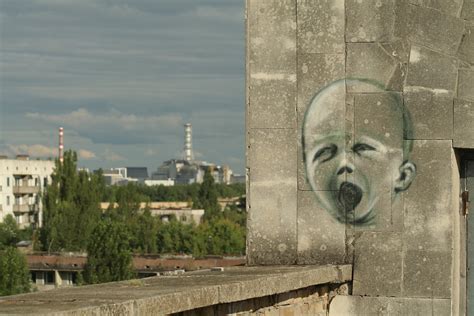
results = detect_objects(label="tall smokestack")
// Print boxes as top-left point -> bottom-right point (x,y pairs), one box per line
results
184,123 -> 193,161
59,127 -> 64,164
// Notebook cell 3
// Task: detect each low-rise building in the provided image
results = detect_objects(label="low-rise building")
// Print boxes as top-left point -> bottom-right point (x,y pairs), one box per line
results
0,155 -> 55,228
143,179 -> 175,187
100,202 -> 205,225
26,253 -> 245,291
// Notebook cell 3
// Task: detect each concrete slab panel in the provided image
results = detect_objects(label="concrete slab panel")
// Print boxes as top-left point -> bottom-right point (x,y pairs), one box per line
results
458,68 -> 474,101
297,53 -> 345,112
352,232 -> 403,296
405,4 -> 465,55
247,129 -> 297,265
462,0 -> 474,20
248,78 -> 296,129
297,190 -> 346,265
329,295 -> 451,316
297,0 -> 345,54
403,140 -> 452,249
402,140 -> 453,298
404,90 -> 454,140
346,43 -> 404,92
403,250 -> 452,298
346,0 -> 396,42
454,98 -> 474,148
458,23 -> 474,64
409,0 -> 463,16
406,45 -> 458,92
248,0 -> 296,75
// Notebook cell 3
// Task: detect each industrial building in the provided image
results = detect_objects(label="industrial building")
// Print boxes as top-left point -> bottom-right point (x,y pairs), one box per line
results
0,155 -> 55,228
100,123 -> 237,186
150,123 -> 234,185
101,167 -> 148,186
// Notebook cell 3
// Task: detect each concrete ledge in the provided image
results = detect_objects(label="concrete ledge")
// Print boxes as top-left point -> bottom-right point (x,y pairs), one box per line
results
0,265 -> 351,315
329,295 -> 451,316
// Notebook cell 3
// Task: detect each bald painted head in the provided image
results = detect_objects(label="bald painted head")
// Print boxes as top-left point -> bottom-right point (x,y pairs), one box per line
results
303,79 -> 416,226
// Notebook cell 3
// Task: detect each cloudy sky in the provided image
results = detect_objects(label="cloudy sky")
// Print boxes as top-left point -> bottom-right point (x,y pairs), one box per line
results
0,0 -> 245,174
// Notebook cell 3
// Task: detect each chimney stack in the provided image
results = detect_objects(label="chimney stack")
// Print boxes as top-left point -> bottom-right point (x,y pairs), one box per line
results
184,123 -> 193,161
59,127 -> 64,164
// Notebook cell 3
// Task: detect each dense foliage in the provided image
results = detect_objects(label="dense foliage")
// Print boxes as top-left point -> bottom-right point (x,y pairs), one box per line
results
0,247 -> 31,296
40,151 -> 104,252
84,219 -> 135,284
0,150 -> 247,286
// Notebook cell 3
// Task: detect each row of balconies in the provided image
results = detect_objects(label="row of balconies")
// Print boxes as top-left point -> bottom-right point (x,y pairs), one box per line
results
12,185 -> 40,195
13,204 -> 39,213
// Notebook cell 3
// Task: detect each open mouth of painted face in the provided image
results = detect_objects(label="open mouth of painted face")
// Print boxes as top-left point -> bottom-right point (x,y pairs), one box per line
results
338,181 -> 363,213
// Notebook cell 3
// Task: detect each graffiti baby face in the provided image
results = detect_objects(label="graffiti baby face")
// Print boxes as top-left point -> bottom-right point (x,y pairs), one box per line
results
303,80 -> 416,226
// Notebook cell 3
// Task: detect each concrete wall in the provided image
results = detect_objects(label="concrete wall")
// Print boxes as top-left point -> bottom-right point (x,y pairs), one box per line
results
246,0 -> 473,313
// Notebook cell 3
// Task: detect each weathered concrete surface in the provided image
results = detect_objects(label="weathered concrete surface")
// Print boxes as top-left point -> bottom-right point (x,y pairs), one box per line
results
346,43 -> 404,92
458,68 -> 474,101
404,90 -> 454,140
0,265 -> 352,316
297,53 -> 345,112
402,141 -> 453,298
247,0 -> 296,75
454,98 -> 474,148
329,295 -> 451,316
409,0 -> 463,16
248,78 -> 296,129
247,129 -> 297,265
458,23 -> 474,64
346,0 -> 396,42
352,232 -> 403,297
462,0 -> 474,20
406,45 -> 458,92
404,4 -> 465,55
297,190 -> 346,265
297,0 -> 345,54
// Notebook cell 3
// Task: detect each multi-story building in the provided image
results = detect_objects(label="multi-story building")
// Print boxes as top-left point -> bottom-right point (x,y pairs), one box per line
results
0,155 -> 55,228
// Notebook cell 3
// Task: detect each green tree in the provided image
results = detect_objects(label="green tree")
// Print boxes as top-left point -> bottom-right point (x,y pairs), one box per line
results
205,218 -> 245,256
84,219 -> 134,284
0,215 -> 20,250
197,169 -> 221,221
41,150 -> 102,252
0,247 -> 31,296
134,208 -> 157,254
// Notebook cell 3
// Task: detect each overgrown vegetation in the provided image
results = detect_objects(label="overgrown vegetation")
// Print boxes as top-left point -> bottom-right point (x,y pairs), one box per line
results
0,150 -> 245,288
0,247 -> 30,296
38,150 -> 244,284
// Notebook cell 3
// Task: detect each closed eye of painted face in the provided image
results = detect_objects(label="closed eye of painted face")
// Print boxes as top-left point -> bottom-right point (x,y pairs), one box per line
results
313,144 -> 338,163
352,143 -> 375,155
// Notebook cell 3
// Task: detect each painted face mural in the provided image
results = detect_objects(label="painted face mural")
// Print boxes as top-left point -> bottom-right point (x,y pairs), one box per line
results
303,79 -> 416,226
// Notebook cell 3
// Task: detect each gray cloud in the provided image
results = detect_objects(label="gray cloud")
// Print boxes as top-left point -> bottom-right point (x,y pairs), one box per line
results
0,0 -> 245,173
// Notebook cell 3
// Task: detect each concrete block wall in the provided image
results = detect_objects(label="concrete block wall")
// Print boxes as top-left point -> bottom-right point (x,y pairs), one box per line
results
246,0 -> 474,312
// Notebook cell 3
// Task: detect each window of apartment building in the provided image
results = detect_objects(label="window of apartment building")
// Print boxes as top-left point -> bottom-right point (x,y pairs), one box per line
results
6,177 -> 10,187
7,196 -> 10,206
35,177 -> 39,187
43,177 -> 48,187
15,197 -> 20,205
14,177 -> 20,186
15,214 -> 21,224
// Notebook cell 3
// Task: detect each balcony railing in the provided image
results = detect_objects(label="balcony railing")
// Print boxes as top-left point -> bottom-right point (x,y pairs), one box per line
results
13,204 -> 38,213
13,185 -> 40,194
